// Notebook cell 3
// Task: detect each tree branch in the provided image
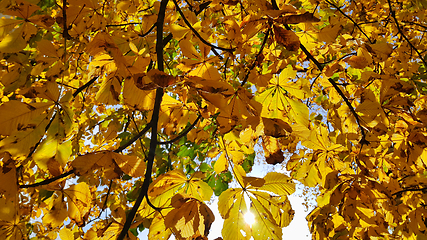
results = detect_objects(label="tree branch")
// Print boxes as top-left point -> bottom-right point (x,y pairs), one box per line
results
387,0 -> 427,68
392,187 -> 427,196
272,0 -> 367,143
172,0 -> 234,53
114,123 -> 152,153
116,0 -> 168,238
73,77 -> 98,97
241,28 -> 271,87
325,0 -> 374,44
19,169 -> 75,188
158,114 -> 202,145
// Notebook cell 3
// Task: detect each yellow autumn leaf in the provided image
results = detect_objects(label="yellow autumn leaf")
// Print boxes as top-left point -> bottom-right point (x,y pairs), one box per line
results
42,194 -> 68,228
0,100 -> 54,136
0,25 -> 26,53
123,77 -> 156,110
214,153 -> 228,174
218,188 -> 251,240
256,172 -> 295,195
95,75 -> 121,105
59,228 -> 74,240
0,18 -> 22,38
112,153 -> 146,178
64,182 -> 92,226
148,212 -> 173,240
0,112 -> 53,159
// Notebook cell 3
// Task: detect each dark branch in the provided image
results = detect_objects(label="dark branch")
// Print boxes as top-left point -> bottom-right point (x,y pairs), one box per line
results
117,0 -> 169,238
73,77 -> 98,97
387,0 -> 427,68
241,28 -> 271,87
392,187 -> 427,196
273,1 -> 367,143
19,169 -> 75,188
325,0 -> 374,44
158,114 -> 202,145
172,0 -> 234,53
114,123 -> 152,153
62,0 -> 71,40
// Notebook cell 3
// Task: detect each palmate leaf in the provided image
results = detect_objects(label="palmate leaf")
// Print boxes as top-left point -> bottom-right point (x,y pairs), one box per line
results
0,100 -> 54,136
255,70 -> 310,127
218,172 -> 296,240
148,170 -> 213,208
63,182 -> 92,226
71,151 -> 146,179
164,194 -> 215,239
218,188 -> 251,240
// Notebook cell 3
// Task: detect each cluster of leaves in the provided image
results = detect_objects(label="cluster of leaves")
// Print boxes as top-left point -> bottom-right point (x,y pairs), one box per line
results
1,0 -> 427,239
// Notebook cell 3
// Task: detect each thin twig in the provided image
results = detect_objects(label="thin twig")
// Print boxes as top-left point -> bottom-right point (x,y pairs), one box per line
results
158,114 -> 202,145
325,0 -> 374,44
114,123 -> 151,153
392,187 -> 427,196
172,0 -> 234,53
241,28 -> 271,86
387,0 -> 427,68
73,77 -> 98,97
272,0 -> 367,143
19,170 -> 75,188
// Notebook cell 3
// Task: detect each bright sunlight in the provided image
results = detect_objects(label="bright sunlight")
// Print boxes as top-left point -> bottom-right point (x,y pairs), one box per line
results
244,212 -> 256,226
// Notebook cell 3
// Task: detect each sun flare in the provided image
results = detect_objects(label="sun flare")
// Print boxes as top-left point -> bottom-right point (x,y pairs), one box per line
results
244,212 -> 256,226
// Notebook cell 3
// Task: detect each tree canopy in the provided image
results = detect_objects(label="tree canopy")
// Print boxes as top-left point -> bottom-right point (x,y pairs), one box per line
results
1,0 -> 427,239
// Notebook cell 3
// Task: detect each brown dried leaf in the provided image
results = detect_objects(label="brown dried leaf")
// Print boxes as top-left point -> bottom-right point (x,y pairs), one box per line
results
273,25 -> 300,51
275,12 -> 321,25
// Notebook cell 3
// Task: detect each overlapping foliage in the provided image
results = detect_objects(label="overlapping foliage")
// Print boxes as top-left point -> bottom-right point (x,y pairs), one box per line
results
1,0 -> 427,239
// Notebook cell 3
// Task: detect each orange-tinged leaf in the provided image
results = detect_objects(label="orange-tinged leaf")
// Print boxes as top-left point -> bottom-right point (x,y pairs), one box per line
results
37,39 -> 59,58
0,157 -> 18,200
275,12 -> 321,25
345,55 -> 368,69
147,69 -> 177,88
112,154 -> 146,178
165,194 -> 215,239
71,151 -> 122,179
